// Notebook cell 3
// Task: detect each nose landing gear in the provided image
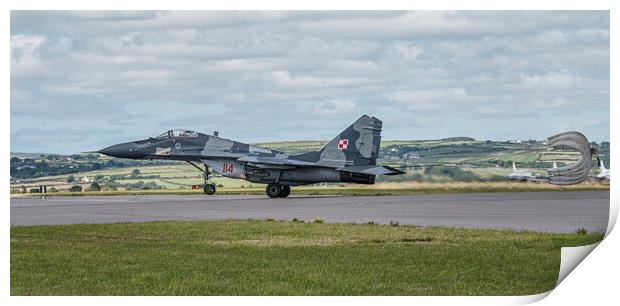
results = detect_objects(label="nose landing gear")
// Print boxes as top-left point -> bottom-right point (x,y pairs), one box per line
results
187,161 -> 217,195
202,169 -> 217,195
266,183 -> 291,198
204,183 -> 216,195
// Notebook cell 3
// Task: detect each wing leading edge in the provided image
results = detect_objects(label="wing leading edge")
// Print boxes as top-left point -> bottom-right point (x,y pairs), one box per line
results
336,165 -> 405,176
237,155 -> 404,176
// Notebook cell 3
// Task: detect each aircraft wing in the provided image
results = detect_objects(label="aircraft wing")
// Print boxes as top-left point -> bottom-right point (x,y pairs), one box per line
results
198,149 -> 243,159
237,155 -> 404,175
237,156 -> 318,168
336,165 -> 406,176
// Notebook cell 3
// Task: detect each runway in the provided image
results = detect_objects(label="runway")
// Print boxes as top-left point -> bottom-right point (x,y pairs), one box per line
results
10,191 -> 610,233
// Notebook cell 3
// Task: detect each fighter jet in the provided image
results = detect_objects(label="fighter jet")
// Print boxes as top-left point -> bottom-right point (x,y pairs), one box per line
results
507,161 -> 536,182
507,161 -> 557,182
597,160 -> 610,182
99,116 -> 596,197
98,115 -> 404,198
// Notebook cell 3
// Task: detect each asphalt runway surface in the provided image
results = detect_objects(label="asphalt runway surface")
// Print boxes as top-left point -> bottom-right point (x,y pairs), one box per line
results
10,191 -> 610,233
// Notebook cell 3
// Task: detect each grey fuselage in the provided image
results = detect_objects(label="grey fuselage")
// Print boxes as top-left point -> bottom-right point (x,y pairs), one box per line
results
99,130 -> 374,186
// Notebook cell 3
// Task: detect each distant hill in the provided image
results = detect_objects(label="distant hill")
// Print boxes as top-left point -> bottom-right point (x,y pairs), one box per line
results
10,152 -> 49,159
255,137 -> 479,155
10,138 -> 609,182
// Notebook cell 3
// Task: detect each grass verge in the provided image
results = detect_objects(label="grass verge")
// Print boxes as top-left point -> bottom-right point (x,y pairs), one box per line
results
10,182 -> 609,197
11,220 -> 603,295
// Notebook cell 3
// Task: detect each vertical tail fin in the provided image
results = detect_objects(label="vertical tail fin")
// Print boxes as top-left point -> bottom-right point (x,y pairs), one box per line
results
512,161 -> 517,172
601,160 -> 606,171
553,161 -> 558,169
319,115 -> 382,167
290,115 -> 383,167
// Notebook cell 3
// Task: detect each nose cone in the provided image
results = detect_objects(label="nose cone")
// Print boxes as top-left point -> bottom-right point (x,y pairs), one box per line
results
98,142 -> 140,159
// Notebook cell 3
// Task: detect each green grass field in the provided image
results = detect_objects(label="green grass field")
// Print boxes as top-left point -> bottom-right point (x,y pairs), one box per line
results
494,151 -> 540,163
10,220 -> 602,295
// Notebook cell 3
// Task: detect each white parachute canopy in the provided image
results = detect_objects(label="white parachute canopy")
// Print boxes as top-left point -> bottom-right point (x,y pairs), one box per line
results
545,131 -> 593,185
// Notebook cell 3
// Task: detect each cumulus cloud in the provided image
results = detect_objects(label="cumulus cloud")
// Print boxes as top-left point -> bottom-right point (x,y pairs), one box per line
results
390,42 -> 424,61
10,35 -> 47,78
517,71 -> 584,91
387,88 -> 470,111
269,71 -> 367,89
313,99 -> 356,115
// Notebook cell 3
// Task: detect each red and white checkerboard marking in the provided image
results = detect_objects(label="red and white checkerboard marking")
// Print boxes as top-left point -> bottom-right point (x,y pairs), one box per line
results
338,139 -> 348,150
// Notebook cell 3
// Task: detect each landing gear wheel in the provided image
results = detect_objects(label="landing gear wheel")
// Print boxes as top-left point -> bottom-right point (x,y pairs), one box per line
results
278,185 -> 290,198
266,183 -> 282,198
204,184 -> 216,195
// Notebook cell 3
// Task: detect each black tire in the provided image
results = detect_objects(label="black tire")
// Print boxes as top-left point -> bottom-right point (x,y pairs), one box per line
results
278,185 -> 290,198
204,184 -> 216,195
266,183 -> 281,198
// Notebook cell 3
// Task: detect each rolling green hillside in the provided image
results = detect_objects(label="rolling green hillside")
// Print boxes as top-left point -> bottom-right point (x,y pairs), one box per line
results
10,138 -> 609,193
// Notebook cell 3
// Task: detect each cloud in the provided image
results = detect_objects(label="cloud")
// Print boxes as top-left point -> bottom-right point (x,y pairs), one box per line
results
297,11 -> 609,39
9,11 -> 610,153
386,88 -> 470,111
313,99 -> 356,115
269,71 -> 367,89
10,35 -> 47,78
390,42 -> 424,61
516,71 -> 584,91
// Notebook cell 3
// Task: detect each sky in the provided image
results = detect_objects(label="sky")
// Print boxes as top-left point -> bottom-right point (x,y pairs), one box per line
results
10,11 -> 610,154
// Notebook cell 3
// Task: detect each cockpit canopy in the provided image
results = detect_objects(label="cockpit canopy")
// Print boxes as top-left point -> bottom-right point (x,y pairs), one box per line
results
155,129 -> 199,139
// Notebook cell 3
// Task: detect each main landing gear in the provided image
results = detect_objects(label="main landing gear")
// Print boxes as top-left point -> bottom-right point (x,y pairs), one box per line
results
266,183 -> 290,198
187,161 -> 216,195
